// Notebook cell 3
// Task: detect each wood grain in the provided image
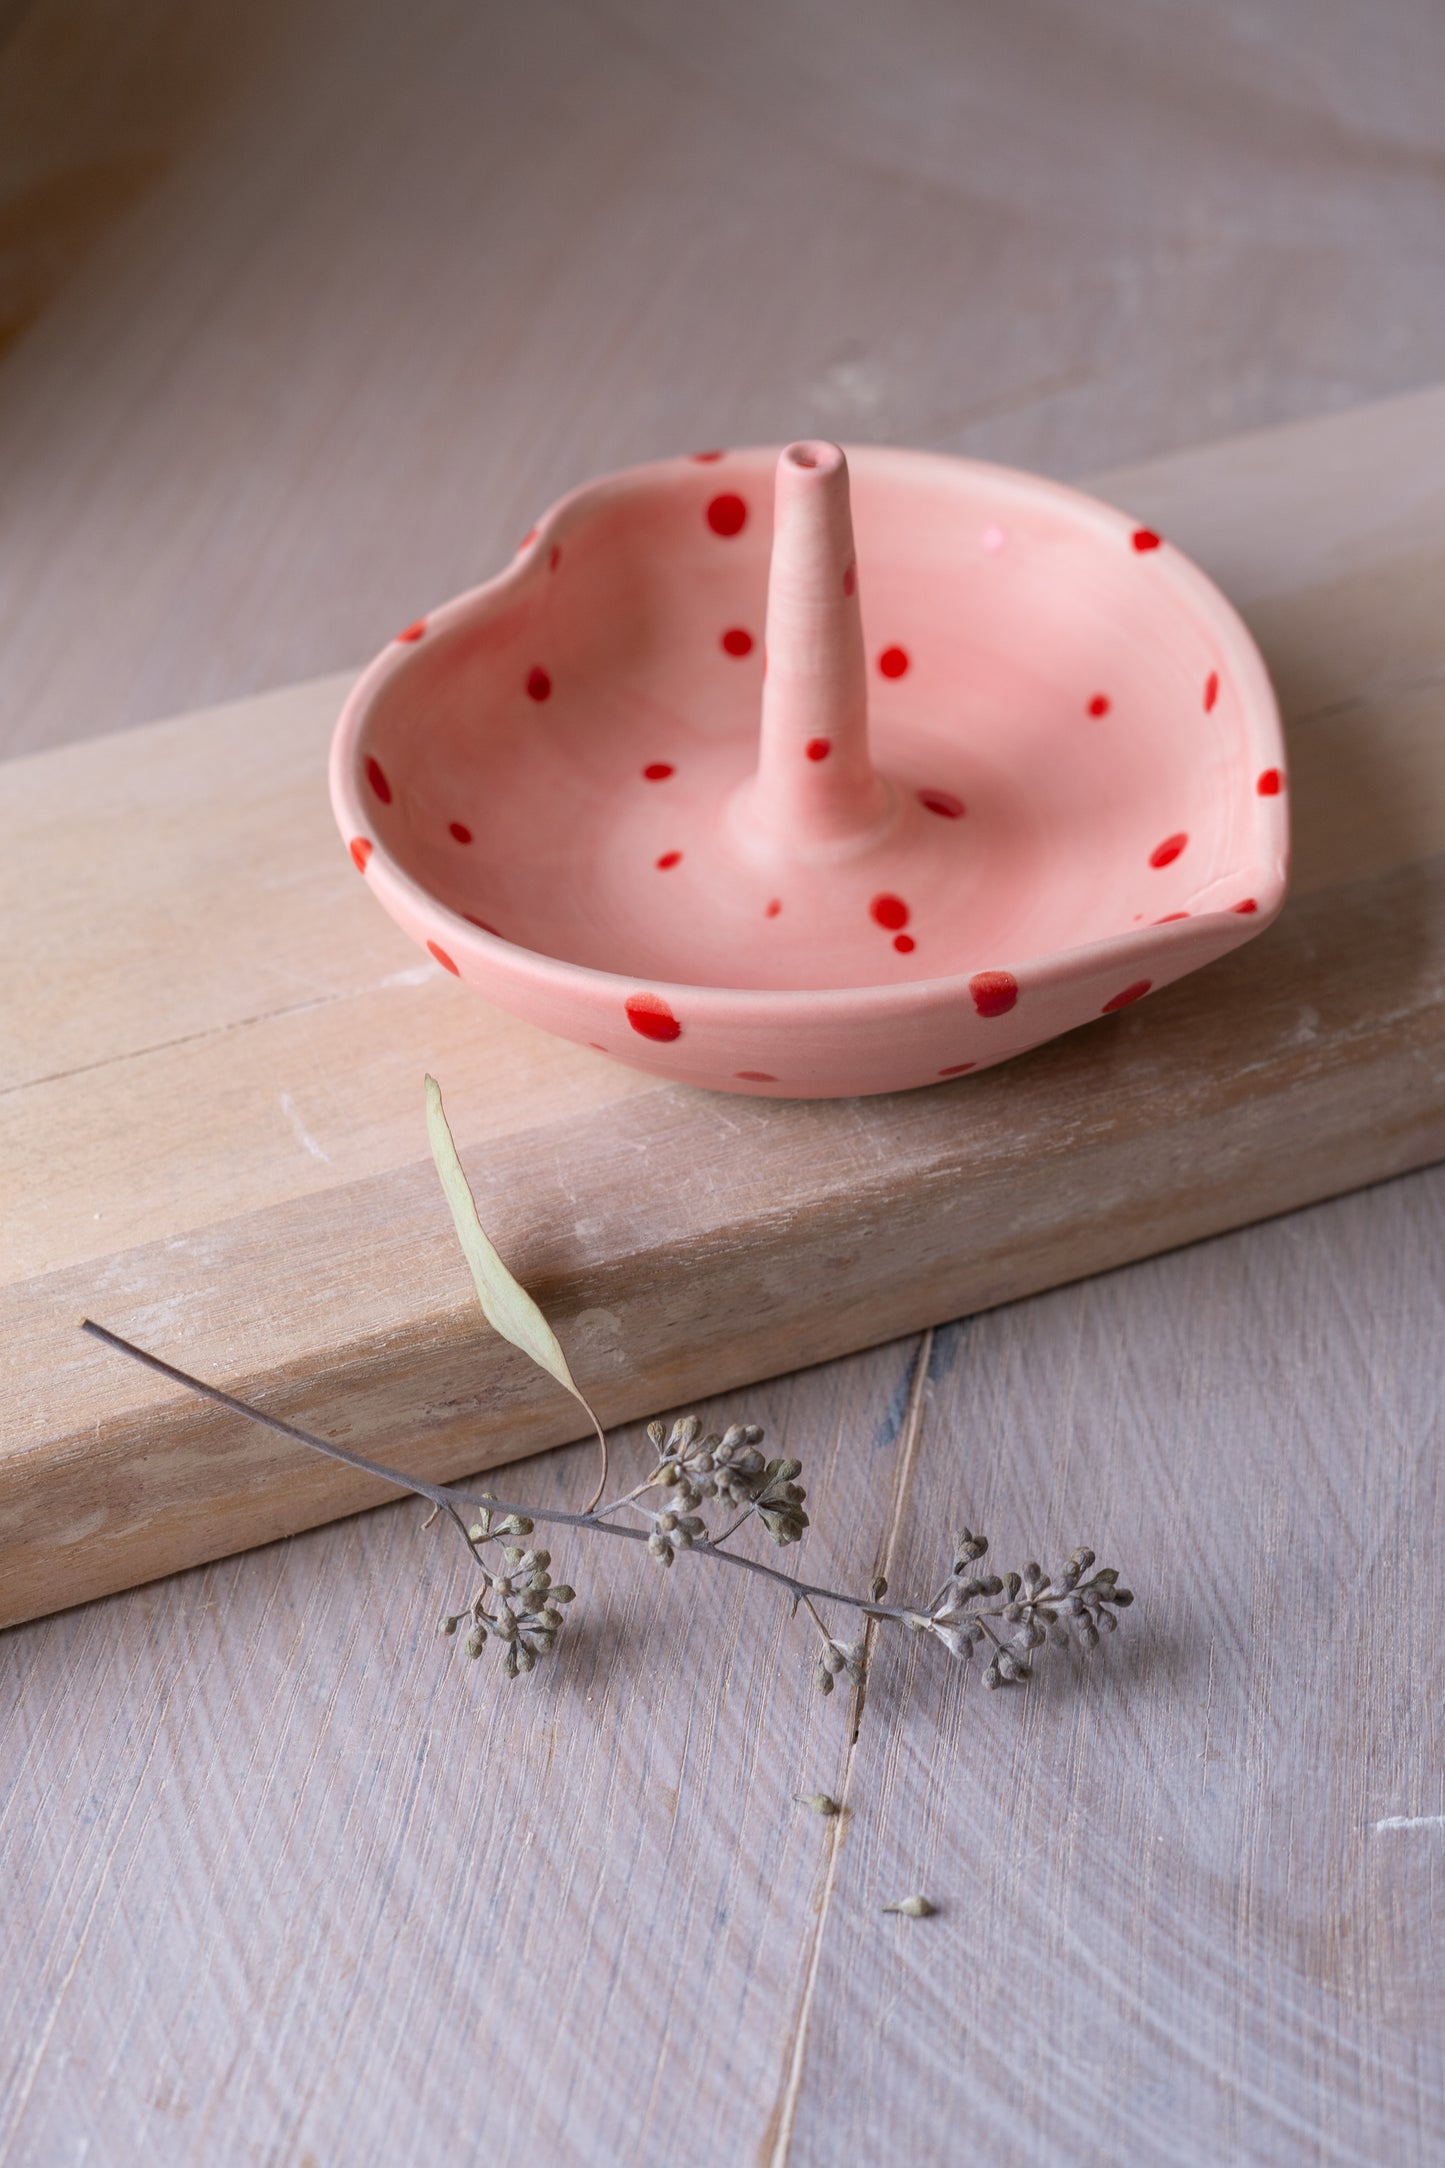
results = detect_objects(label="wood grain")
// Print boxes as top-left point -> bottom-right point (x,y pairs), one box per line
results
4,1182 -> 1442,2165
5,2 -> 1445,2160
6,383 -> 1445,1627
5,0 -> 1445,762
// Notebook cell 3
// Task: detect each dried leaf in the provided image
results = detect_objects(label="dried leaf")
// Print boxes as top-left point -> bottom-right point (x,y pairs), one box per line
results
425,1074 -> 608,1506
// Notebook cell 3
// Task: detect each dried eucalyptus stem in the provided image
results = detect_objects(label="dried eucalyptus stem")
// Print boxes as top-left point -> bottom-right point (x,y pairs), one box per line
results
81,1073 -> 1132,1701
81,1327 -> 1132,1696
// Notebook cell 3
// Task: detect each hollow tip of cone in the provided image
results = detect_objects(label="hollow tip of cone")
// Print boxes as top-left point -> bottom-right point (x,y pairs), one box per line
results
780,438 -> 846,479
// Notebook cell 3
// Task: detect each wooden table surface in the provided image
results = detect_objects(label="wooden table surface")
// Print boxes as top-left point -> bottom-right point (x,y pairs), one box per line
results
4,4 -> 1444,2163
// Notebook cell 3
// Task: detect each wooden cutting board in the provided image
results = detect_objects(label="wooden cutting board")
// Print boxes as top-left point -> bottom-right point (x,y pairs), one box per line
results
4,385 -> 1444,1629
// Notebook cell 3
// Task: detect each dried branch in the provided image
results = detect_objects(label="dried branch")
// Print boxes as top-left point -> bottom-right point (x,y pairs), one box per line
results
80,1321 -> 1132,1699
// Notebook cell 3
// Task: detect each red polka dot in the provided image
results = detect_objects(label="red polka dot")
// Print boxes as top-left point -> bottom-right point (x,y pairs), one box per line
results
736,1070 -> 777,1082
396,620 -> 426,643
464,915 -> 500,934
1087,693 -> 1110,717
1102,979 -> 1151,1013
707,493 -> 747,536
449,822 -> 472,844
656,850 -> 682,870
1257,767 -> 1284,796
765,898 -> 782,918
517,528 -> 538,551
526,666 -> 552,701
349,837 -> 372,872
1131,528 -> 1162,552
428,941 -> 460,975
691,449 -> 725,463
878,646 -> 910,679
870,893 -> 910,931
805,737 -> 831,761
549,545 -> 561,572
365,756 -> 392,805
1231,898 -> 1258,914
970,970 -> 1018,1018
643,762 -> 674,781
918,787 -> 965,819
893,933 -> 915,954
1204,670 -> 1219,712
843,562 -> 856,597
721,627 -> 754,656
938,1062 -> 976,1077
1149,832 -> 1188,869
1156,911 -> 1190,923
626,993 -> 681,1042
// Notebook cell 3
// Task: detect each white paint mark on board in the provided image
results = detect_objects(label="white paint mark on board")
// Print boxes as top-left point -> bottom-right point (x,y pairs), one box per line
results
279,1092 -> 333,1165
1373,1814 -> 1445,1831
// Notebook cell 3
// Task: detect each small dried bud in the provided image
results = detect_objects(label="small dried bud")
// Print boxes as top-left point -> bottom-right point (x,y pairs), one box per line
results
798,1792 -> 841,1817
831,1641 -> 866,1684
440,1615 -> 458,1636
549,1586 -> 577,1605
869,1575 -> 888,1603
464,1630 -> 485,1659
949,1575 -> 993,1604
647,1419 -> 666,1449
814,1663 -> 835,1696
882,1895 -> 936,1918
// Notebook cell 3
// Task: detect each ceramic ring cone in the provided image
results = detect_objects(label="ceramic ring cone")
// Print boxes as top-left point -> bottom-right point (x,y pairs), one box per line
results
737,441 -> 893,862
332,437 -> 1289,1096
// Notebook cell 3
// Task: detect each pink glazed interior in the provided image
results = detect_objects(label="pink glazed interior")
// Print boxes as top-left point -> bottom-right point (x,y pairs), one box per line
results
331,444 -> 1288,1096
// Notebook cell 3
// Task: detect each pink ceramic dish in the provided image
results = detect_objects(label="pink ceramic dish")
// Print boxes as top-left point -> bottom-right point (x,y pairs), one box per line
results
330,440 -> 1288,1097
